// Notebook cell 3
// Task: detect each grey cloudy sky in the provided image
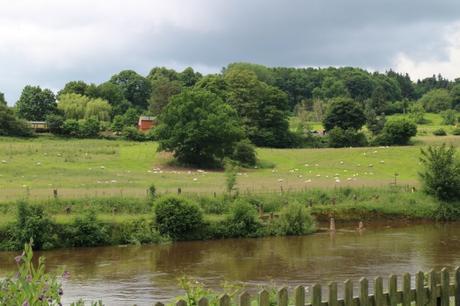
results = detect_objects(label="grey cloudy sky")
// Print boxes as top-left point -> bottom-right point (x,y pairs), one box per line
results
1,0 -> 460,103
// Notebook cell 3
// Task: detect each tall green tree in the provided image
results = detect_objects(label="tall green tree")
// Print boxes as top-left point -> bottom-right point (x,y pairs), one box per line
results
110,70 -> 152,110
148,77 -> 182,115
179,67 -> 202,87
58,81 -> 89,97
155,88 -> 245,166
224,68 -> 293,147
95,82 -> 130,115
323,97 -> 366,131
344,71 -> 374,102
16,86 -> 57,121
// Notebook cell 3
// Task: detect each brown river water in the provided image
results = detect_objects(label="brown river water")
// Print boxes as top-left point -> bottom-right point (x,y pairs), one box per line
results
1,221 -> 460,305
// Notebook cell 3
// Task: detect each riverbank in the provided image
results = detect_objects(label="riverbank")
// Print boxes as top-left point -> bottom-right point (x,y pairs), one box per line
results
0,186 -> 458,251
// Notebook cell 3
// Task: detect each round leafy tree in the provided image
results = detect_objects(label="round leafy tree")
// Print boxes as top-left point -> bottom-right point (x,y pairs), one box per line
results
155,88 -> 244,167
323,97 -> 366,131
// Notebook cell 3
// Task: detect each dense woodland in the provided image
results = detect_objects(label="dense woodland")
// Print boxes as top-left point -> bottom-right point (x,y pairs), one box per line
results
2,63 -> 460,166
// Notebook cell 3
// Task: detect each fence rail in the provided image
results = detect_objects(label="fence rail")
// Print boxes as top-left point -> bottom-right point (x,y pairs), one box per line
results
156,268 -> 460,306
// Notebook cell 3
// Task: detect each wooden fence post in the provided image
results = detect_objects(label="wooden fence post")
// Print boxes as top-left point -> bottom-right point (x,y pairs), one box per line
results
312,284 -> 322,306
374,277 -> 384,306
259,290 -> 269,306
345,280 -> 353,306
198,297 -> 208,306
278,287 -> 288,306
416,271 -> 425,306
240,291 -> 251,306
219,294 -> 230,306
455,267 -> 460,306
294,286 -> 305,306
389,275 -> 397,306
429,270 -> 438,306
329,282 -> 338,306
441,268 -> 449,306
360,278 -> 369,306
403,273 -> 411,306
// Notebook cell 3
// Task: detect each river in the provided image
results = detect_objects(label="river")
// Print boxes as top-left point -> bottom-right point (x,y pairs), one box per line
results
1,222 -> 460,305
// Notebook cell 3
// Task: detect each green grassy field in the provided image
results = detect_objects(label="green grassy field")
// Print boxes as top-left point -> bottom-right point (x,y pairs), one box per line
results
1,133 -> 460,201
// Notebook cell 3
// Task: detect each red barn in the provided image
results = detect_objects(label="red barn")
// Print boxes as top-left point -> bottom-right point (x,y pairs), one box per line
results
138,116 -> 156,131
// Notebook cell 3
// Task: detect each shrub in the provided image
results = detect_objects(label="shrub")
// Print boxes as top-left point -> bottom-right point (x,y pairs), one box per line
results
327,127 -> 368,148
13,201 -> 57,250
79,118 -> 100,138
68,212 -> 109,247
115,218 -> 166,245
45,113 -> 65,135
232,139 -> 257,166
122,126 -> 145,141
0,104 -> 34,137
441,109 -> 457,125
419,144 -> 460,201
112,114 -> 125,133
376,119 -> 417,145
225,199 -> 261,237
433,128 -> 447,136
274,202 -> 316,235
452,127 -> 460,136
153,196 -> 204,240
62,119 -> 80,137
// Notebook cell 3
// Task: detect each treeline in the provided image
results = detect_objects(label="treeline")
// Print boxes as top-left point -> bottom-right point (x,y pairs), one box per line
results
1,63 -> 460,166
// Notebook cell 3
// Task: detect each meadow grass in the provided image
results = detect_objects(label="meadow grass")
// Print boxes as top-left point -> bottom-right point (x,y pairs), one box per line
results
0,131 -> 459,201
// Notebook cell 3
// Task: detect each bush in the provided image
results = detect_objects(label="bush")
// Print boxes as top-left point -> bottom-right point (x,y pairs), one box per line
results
376,119 -> 417,145
0,104 -> 34,137
122,126 -> 146,141
68,211 -> 109,247
62,119 -> 80,137
433,128 -> 447,136
153,196 -> 204,240
10,201 -> 57,250
225,199 -> 261,237
79,118 -> 100,138
419,144 -> 460,201
273,202 -> 316,235
327,127 -> 368,148
45,114 -> 65,135
232,139 -> 257,166
112,114 -> 125,133
452,127 -> 460,136
441,109 -> 457,125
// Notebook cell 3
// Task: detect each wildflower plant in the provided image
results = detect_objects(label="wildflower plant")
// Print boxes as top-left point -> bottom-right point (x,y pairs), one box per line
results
0,242 -> 63,305
0,241 -> 103,306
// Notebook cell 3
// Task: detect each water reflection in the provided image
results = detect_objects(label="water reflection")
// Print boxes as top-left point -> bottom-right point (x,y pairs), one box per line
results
1,222 -> 460,305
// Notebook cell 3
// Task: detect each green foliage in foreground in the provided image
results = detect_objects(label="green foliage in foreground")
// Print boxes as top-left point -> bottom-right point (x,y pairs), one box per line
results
0,243 -> 103,305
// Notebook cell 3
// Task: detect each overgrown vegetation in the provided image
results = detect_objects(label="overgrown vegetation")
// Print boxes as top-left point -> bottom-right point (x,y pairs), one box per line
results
0,184 -> 459,251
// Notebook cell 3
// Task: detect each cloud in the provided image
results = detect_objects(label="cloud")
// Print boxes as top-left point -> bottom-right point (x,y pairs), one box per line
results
1,0 -> 460,103
393,22 -> 460,81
